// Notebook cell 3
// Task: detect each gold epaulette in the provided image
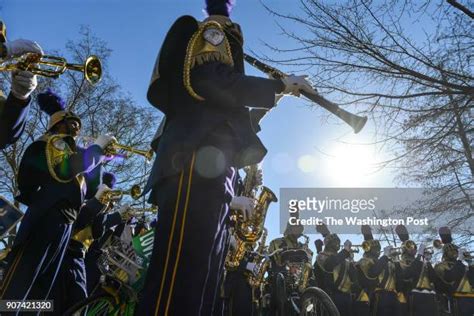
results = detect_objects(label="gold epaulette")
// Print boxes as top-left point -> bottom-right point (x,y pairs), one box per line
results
43,134 -> 77,183
183,20 -> 234,101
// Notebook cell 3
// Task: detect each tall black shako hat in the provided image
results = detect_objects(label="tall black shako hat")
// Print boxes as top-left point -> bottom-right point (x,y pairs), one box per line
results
362,225 -> 373,241
38,89 -> 81,131
439,226 -> 453,244
395,224 -> 409,242
316,223 -> 340,250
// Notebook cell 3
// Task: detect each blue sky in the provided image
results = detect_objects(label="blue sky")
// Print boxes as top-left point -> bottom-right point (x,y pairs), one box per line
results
3,0 -> 396,248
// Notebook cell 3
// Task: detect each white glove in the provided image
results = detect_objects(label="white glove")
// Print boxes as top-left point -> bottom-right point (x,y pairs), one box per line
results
230,196 -> 256,221
11,71 -> 37,100
118,203 -> 132,220
281,75 -> 318,97
118,203 -> 131,215
458,248 -> 466,261
229,235 -> 237,250
245,262 -> 257,274
417,243 -> 426,257
5,39 -> 43,58
94,134 -> 116,149
343,239 -> 352,252
383,245 -> 393,257
95,184 -> 111,200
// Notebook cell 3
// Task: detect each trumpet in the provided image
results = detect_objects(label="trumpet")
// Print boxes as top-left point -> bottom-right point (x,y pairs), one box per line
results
105,140 -> 154,162
0,53 -> 102,85
129,205 -> 158,217
102,184 -> 142,203
351,241 -> 372,252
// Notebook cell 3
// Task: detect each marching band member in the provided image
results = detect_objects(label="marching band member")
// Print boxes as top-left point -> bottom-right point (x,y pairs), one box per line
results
400,242 -> 440,316
52,172 -> 131,314
268,223 -> 306,270
136,0 -> 316,313
395,225 -> 439,316
435,227 -> 474,316
355,225 -> 399,316
0,21 -> 43,149
314,224 -> 358,316
267,223 -> 307,314
85,209 -> 129,294
0,90 -> 115,307
221,170 -> 260,316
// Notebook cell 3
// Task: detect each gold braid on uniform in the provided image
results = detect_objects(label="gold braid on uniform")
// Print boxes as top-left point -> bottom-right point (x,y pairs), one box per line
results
183,20 -> 234,101
44,134 -> 76,183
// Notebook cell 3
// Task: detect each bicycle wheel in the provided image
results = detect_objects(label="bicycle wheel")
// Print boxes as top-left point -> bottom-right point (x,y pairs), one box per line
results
63,292 -> 116,316
299,287 -> 340,316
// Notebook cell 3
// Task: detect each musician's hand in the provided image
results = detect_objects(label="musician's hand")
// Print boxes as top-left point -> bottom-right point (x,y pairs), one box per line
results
344,239 -> 352,252
229,235 -> 237,250
11,70 -> 37,100
95,184 -> 111,201
94,134 -> 116,150
118,203 -> 132,220
458,248 -> 466,261
383,245 -> 393,257
5,39 -> 43,58
416,243 -> 426,258
230,196 -> 256,221
281,75 -> 317,97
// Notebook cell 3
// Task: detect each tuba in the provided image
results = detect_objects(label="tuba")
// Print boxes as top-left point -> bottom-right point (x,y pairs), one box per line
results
225,165 -> 278,270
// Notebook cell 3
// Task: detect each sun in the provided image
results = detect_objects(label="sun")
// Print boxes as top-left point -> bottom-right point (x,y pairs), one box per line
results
323,143 -> 380,187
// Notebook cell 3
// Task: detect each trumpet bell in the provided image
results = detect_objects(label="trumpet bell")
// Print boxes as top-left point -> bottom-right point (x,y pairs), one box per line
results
83,55 -> 102,85
0,53 -> 102,85
130,184 -> 142,200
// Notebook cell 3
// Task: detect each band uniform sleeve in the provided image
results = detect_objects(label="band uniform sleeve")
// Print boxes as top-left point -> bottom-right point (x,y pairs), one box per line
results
103,211 -> 123,230
324,250 -> 350,271
369,255 -> 389,278
249,108 -> 270,133
91,211 -> 123,241
443,260 -> 465,283
75,198 -> 107,231
0,92 -> 31,149
54,143 -> 105,181
17,141 -> 48,205
191,61 -> 284,109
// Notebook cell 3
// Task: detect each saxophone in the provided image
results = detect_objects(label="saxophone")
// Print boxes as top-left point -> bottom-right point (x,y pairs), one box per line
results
225,165 -> 278,270
248,228 -> 271,288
